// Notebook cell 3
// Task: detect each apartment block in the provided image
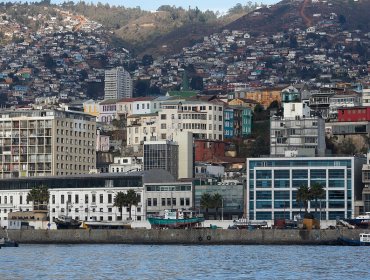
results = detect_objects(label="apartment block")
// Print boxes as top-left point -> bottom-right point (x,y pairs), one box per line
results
0,109 -> 96,178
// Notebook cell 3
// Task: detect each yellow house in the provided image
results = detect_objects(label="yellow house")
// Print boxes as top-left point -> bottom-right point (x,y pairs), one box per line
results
83,99 -> 100,117
228,98 -> 259,110
245,88 -> 282,108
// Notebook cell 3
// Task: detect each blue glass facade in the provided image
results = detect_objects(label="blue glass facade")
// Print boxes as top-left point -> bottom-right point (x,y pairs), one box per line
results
247,157 -> 366,221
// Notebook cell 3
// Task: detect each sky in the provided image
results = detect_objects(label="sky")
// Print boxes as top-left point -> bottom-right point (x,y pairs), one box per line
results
52,1 -> 280,13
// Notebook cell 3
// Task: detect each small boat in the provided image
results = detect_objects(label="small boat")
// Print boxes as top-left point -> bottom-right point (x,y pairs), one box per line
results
148,209 -> 204,228
55,215 -> 82,229
83,221 -> 132,230
338,233 -> 370,246
0,237 -> 19,248
345,212 -> 370,228
229,219 -> 268,229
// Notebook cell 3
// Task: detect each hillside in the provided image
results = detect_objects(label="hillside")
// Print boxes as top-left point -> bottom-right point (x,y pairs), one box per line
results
226,0 -> 370,34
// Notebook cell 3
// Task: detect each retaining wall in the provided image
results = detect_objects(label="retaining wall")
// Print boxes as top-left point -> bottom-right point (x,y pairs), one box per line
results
0,228 -> 366,245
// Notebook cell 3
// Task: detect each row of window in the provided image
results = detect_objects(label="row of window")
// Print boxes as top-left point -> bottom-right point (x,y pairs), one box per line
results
147,197 -> 190,207
51,193 -> 141,205
56,121 -> 94,131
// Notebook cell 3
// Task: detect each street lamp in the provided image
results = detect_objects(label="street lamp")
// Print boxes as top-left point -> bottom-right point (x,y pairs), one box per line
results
221,199 -> 224,221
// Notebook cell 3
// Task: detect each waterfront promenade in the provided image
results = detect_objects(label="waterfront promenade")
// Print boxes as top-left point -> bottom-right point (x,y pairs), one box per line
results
0,228 -> 365,245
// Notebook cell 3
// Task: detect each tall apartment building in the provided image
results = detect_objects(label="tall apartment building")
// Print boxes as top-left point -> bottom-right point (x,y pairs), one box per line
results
104,67 -> 132,100
0,109 -> 96,178
270,102 -> 326,157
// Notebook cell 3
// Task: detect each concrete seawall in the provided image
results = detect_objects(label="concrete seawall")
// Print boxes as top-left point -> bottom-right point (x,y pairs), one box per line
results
1,228 -> 367,245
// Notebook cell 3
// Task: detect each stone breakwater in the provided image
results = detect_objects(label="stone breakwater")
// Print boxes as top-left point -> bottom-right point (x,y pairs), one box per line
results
0,228 -> 366,245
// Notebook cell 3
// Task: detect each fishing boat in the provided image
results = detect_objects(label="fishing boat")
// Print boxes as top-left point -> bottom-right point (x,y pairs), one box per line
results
338,232 -> 370,246
0,237 -> 19,248
0,230 -> 18,247
345,212 -> 370,228
55,215 -> 82,229
148,209 -> 204,228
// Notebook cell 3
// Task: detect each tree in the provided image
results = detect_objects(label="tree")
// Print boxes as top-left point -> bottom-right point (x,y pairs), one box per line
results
142,54 -> 153,66
114,191 -> 126,220
190,75 -> 203,91
122,189 -> 141,220
200,193 -> 213,219
310,183 -> 325,215
212,193 -> 223,220
296,185 -> 311,214
27,185 -> 50,211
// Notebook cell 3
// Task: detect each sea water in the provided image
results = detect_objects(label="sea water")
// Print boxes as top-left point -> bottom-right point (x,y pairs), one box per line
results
1,244 -> 369,279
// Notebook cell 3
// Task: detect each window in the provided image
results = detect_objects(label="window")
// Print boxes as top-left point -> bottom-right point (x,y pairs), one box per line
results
61,195 -> 65,204
147,198 -> 152,206
100,194 -> 103,203
172,198 -> 176,206
185,198 -> 190,206
162,198 -> 166,206
153,198 -> 157,206
180,198 -> 185,206
75,194 -> 79,204
161,114 -> 166,120
92,194 -> 96,203
85,194 -> 88,204
108,194 -> 112,204
167,198 -> 171,206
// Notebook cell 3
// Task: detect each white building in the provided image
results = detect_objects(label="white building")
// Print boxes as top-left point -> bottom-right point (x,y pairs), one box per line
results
0,170 -> 186,227
0,109 -> 96,178
109,157 -> 143,173
270,102 -> 325,157
104,67 -> 133,100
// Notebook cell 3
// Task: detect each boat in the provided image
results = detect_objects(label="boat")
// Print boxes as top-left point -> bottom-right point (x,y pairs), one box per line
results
0,237 -> 19,248
229,218 -> 268,229
147,209 -> 204,228
338,232 -> 370,246
55,215 -> 82,229
345,212 -> 370,228
0,230 -> 18,247
83,221 -> 131,230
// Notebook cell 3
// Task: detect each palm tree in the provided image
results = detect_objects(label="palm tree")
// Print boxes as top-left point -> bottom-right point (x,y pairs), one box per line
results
200,193 -> 212,219
27,185 -> 50,211
114,191 -> 126,220
212,193 -> 223,220
296,185 -> 311,214
310,183 -> 325,215
122,189 -> 141,220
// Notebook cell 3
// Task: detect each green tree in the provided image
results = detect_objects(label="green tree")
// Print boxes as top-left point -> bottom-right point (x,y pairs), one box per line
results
27,185 -> 50,211
310,183 -> 325,215
122,189 -> 141,220
296,185 -> 311,214
200,193 -> 213,219
212,193 -> 223,220
114,191 -> 126,220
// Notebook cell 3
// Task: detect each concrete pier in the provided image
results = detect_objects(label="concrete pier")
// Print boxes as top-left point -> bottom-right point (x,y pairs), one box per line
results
0,228 -> 366,245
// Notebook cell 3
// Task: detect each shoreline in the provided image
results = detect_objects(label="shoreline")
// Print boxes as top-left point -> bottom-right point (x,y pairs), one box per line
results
1,228 -> 366,245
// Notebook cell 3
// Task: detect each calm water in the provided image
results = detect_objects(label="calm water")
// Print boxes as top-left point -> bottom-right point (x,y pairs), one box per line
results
1,244 -> 369,279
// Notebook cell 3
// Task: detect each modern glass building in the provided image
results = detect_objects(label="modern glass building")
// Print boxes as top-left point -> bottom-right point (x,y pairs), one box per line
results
247,157 -> 366,222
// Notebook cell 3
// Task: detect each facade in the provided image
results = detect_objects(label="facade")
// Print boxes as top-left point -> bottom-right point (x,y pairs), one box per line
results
143,140 -> 179,179
247,157 -> 366,223
281,86 -> 300,103
0,170 -> 181,227
194,140 -> 226,162
270,115 -> 325,157
224,106 -> 243,139
242,108 -> 252,137
0,109 -> 96,178
104,67 -> 133,100
83,99 -> 100,118
244,88 -> 282,108
194,179 -> 244,220
145,182 -> 193,216
96,129 -> 110,152
109,157 -> 143,173
337,106 -> 370,122
98,99 -> 117,123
